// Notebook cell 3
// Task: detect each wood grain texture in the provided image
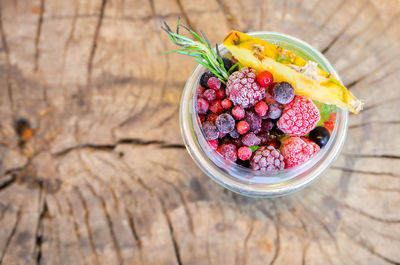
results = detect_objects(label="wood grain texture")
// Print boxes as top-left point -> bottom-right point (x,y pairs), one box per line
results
0,0 -> 400,264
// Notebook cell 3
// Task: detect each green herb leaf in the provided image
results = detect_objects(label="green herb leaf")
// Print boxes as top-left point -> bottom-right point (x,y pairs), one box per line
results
250,146 -> 260,152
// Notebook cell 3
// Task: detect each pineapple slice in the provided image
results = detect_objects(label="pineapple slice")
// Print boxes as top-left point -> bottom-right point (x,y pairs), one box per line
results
223,31 -> 363,114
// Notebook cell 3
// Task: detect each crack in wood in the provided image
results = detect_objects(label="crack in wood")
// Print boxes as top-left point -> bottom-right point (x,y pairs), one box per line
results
349,120 -> 400,129
0,175 -> 16,191
242,221 -> 254,265
342,153 -> 400,160
34,186 -> 48,265
34,0 -> 45,71
301,243 -> 309,265
86,182 -> 123,265
343,203 -> 400,224
87,0 -> 107,88
64,194 -> 82,240
331,166 -> 400,178
269,214 -> 281,265
53,138 -> 185,156
159,196 -> 183,265
0,205 -> 22,265
214,0 -> 238,29
75,187 -> 100,265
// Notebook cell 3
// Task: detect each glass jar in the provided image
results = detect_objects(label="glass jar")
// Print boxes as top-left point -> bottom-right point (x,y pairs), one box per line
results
179,32 -> 348,198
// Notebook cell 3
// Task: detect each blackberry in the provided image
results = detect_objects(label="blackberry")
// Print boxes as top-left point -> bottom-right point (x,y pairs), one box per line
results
200,71 -> 215,88
250,146 -> 285,172
202,122 -> 219,140
215,113 -> 235,133
273,82 -> 295,104
244,110 -> 262,133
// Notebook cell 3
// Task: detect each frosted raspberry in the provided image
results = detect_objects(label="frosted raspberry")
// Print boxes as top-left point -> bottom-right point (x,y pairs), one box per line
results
277,95 -> 320,136
280,137 -> 320,168
226,67 -> 266,108
250,146 -> 284,172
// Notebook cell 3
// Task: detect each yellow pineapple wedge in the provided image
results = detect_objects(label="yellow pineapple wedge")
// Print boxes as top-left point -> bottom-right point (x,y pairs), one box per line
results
223,31 -> 363,114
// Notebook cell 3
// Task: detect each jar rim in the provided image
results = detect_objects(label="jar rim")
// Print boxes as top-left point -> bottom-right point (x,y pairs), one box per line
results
179,31 -> 348,197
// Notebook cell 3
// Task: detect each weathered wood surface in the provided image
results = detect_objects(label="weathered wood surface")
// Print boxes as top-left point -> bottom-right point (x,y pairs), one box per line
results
0,0 -> 399,264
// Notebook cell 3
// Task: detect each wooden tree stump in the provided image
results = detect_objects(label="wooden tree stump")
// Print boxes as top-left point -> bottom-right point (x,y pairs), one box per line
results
1,0 -> 400,264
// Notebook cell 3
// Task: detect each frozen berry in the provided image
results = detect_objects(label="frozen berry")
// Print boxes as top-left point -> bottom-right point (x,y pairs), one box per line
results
200,71 -> 215,88
257,71 -> 273,87
223,57 -> 238,72
277,95 -> 320,136
264,92 -> 276,104
203,89 -> 216,101
237,120 -> 250,134
209,100 -> 224,114
202,122 -> 219,140
229,129 -> 240,139
250,146 -> 284,172
242,132 -> 261,146
197,86 -> 205,95
207,113 -> 218,123
273,82 -> 295,104
268,140 -> 280,149
219,132 -> 227,139
257,132 -> 269,145
221,99 -> 233,109
197,98 -> 209,114
255,101 -> 268,117
244,110 -> 262,133
232,137 -> 243,148
262,119 -> 274,132
220,143 -> 237,162
232,106 -> 245,120
238,146 -> 252,160
207,77 -> 221,90
267,102 -> 282,119
281,137 -> 319,168
226,67 -> 266,108
215,89 -> 226,99
215,113 -> 235,133
268,83 -> 277,95
309,126 -> 330,147
198,114 -> 205,123
207,139 -> 218,150
324,121 -> 334,132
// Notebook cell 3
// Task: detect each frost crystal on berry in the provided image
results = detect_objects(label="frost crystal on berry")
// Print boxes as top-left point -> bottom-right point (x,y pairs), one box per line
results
226,68 -> 266,108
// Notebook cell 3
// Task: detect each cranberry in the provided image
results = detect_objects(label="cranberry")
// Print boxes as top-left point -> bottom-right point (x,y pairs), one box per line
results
207,77 -> 221,90
203,89 -> 216,101
197,98 -> 209,114
221,99 -> 233,109
232,106 -> 245,120
197,86 -> 205,95
255,101 -> 268,117
209,100 -> 224,114
207,113 -> 218,123
257,71 -> 273,87
207,140 -> 218,150
237,121 -> 250,135
215,89 -> 226,99
238,146 -> 252,160
198,114 -> 205,123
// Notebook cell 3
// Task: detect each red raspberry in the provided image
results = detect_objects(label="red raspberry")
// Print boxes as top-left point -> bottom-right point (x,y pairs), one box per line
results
207,77 -> 221,90
236,121 -> 250,134
232,106 -> 245,120
280,137 -> 320,168
207,140 -> 218,150
207,113 -> 218,123
256,71 -> 273,87
221,99 -> 233,109
255,101 -> 268,117
209,100 -> 224,114
216,89 -> 226,99
238,146 -> 252,160
197,98 -> 209,114
277,95 -> 320,136
220,143 -> 237,162
226,67 -> 266,108
203,89 -> 216,101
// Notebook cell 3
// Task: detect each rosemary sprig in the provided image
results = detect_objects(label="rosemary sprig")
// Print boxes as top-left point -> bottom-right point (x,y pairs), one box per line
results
162,18 -> 234,84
